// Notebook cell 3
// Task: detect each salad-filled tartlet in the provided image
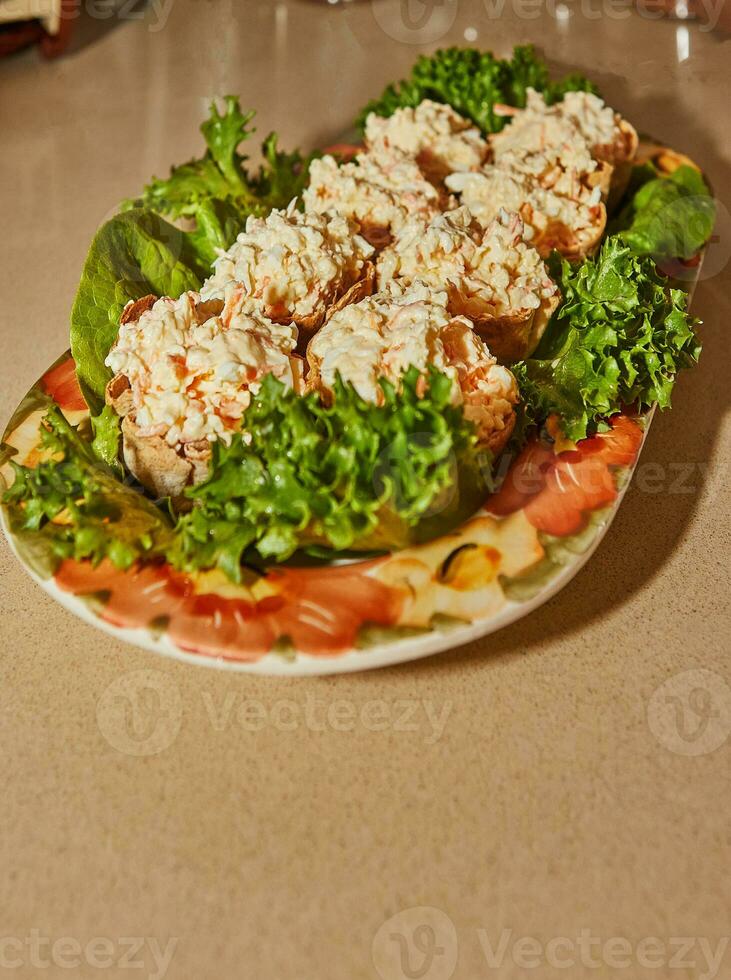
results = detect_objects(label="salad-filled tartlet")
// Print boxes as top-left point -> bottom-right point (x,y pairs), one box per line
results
377,207 -> 559,360
304,147 -> 449,249
491,88 -> 639,198
445,166 -> 607,260
105,291 -> 302,500
200,203 -> 375,342
307,283 -> 519,454
363,99 -> 489,181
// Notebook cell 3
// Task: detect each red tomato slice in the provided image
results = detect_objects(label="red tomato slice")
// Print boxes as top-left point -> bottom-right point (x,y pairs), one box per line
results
41,356 -> 87,413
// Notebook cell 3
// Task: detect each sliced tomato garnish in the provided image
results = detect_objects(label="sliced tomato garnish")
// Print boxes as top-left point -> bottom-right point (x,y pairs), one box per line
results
41,356 -> 87,413
486,415 -> 644,537
55,556 -> 403,660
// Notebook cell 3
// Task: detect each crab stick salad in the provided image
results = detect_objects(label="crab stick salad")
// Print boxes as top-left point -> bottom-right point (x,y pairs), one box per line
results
104,291 -> 302,498
377,206 -> 559,359
492,89 -> 638,172
363,99 -> 489,180
302,92 -> 635,263
445,166 -> 606,261
491,133 -> 610,202
306,283 -> 519,454
303,146 -> 448,248
200,202 -> 374,338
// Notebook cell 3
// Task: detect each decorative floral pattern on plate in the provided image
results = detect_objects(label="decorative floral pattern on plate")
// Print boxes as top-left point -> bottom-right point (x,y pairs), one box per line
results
0,352 -> 648,674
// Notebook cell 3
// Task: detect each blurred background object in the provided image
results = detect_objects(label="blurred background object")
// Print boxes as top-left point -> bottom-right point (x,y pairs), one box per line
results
0,0 -> 77,56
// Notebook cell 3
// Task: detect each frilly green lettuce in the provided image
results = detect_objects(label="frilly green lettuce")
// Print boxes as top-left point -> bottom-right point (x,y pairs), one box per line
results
3,370 -> 489,582
514,237 -> 701,441
172,368 -> 487,580
2,406 -> 174,571
357,45 -> 598,135
123,97 -> 318,266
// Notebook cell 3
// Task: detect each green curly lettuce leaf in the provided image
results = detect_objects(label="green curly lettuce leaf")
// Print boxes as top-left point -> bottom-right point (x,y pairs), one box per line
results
171,368 -> 486,581
4,371 -> 489,583
610,164 -> 715,261
123,97 -> 318,266
513,237 -> 701,441
356,45 -> 598,135
2,406 -> 175,572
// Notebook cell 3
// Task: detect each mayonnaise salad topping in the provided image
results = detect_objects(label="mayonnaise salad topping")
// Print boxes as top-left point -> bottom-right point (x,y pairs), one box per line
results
364,99 -> 489,175
303,146 -> 445,236
377,206 -> 558,318
492,88 -> 631,166
106,292 -> 300,450
308,283 -> 518,448
201,202 -> 373,323
445,166 -> 602,250
493,135 -> 602,201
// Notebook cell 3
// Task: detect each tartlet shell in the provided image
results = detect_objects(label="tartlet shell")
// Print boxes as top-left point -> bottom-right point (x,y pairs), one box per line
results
446,282 -> 561,363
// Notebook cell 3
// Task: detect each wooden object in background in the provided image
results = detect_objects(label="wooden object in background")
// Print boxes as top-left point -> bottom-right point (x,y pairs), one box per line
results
0,0 -> 77,57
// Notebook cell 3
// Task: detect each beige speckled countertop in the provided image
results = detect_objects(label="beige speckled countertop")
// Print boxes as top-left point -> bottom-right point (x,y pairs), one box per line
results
0,2 -> 729,978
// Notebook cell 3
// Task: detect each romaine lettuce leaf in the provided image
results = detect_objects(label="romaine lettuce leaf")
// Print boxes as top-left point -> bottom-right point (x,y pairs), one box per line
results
612,164 -> 715,260
70,208 -> 203,414
514,237 -> 701,441
90,404 -> 123,476
356,45 -> 599,135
